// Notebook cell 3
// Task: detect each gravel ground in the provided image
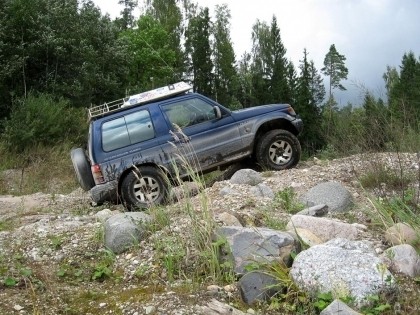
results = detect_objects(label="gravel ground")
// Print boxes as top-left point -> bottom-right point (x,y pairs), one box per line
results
0,152 -> 419,314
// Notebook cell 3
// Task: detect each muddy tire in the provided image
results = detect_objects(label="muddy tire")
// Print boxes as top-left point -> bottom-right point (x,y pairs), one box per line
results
70,148 -> 95,191
255,130 -> 301,170
121,166 -> 169,211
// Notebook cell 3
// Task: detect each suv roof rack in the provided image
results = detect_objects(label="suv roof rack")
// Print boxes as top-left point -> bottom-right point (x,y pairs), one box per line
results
88,82 -> 192,120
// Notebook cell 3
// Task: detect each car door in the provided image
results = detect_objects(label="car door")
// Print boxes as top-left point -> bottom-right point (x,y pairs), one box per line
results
158,95 -> 245,175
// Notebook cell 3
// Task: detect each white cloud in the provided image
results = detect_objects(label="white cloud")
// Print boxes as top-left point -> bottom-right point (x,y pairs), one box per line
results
92,0 -> 420,105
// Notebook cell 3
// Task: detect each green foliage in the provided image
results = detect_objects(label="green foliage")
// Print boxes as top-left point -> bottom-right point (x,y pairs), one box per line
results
371,196 -> 420,232
387,52 -> 420,130
145,0 -> 184,79
2,93 -> 86,152
185,7 -> 214,98
361,295 -> 392,315
273,187 -> 304,214
263,262 -> 309,313
295,49 -> 326,154
116,0 -> 138,29
0,220 -> 13,232
250,16 -> 292,105
313,292 -> 333,311
121,14 -> 178,92
92,265 -> 112,281
212,4 -> 238,107
3,277 -> 17,287
48,235 -> 64,250
0,0 -> 129,113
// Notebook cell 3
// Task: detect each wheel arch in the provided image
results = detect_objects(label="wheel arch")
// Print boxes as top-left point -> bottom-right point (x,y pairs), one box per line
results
117,162 -> 172,197
253,119 -> 299,156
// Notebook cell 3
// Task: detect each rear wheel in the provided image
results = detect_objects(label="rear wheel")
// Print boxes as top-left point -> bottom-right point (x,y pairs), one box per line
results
70,148 -> 95,191
121,166 -> 169,210
255,130 -> 301,170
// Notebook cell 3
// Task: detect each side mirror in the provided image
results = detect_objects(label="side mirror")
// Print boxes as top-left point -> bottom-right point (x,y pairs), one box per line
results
214,106 -> 222,119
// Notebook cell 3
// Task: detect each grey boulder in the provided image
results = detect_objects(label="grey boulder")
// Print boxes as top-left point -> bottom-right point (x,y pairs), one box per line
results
217,226 -> 297,275
238,271 -> 281,305
299,181 -> 353,213
290,238 -> 396,305
320,299 -> 362,315
104,212 -> 151,254
230,169 -> 263,186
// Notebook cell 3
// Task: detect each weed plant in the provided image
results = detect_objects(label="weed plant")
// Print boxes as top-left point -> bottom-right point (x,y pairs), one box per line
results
273,187 -> 305,214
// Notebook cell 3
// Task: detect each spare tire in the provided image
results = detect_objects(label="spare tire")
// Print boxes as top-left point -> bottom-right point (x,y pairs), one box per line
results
70,148 -> 95,191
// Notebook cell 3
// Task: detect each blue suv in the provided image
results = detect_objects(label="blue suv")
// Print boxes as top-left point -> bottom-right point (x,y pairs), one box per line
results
71,82 -> 303,210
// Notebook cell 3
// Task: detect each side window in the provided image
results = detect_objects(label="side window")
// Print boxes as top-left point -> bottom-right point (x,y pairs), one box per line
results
162,98 -> 216,129
102,110 -> 155,151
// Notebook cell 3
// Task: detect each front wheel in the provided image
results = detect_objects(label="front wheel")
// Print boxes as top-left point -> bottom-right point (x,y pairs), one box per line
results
120,166 -> 169,211
255,130 -> 301,170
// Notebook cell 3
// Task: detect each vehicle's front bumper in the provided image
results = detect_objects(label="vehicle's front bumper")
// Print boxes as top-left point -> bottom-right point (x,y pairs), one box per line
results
292,116 -> 304,134
90,180 -> 118,205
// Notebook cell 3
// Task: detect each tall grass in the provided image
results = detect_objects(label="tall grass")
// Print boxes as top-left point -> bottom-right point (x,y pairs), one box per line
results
358,152 -> 420,248
0,142 -> 79,195
147,125 -> 232,283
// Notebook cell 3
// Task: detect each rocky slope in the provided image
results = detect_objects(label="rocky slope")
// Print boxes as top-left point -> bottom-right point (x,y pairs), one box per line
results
0,152 -> 419,314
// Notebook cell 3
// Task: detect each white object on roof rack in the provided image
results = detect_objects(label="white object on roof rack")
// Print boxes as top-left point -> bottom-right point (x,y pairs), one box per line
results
88,81 -> 192,120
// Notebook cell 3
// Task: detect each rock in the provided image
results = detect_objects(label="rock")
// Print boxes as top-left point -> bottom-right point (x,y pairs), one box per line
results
290,238 -> 396,305
296,204 -> 329,217
144,305 -> 156,314
223,284 -> 235,293
230,169 -> 263,186
287,228 -> 323,247
238,271 -> 281,305
216,212 -> 243,227
286,215 -> 361,242
385,222 -> 418,246
299,181 -> 353,213
219,186 -> 239,196
171,181 -> 201,201
104,212 -> 151,254
13,305 -> 24,311
94,209 -> 114,223
383,244 -> 420,277
320,299 -> 362,315
249,183 -> 274,199
217,226 -> 297,275
206,285 -> 222,295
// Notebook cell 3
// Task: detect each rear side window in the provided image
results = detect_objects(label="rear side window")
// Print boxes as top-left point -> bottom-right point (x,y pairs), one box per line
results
102,110 -> 155,151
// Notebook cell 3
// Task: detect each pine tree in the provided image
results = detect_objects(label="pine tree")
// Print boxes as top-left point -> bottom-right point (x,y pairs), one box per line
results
362,92 -> 388,150
185,7 -> 213,97
250,16 -> 291,105
296,49 -> 325,153
236,52 -> 253,108
321,44 -> 347,139
212,4 -> 237,107
388,51 -> 420,125
309,60 -> 326,106
321,44 -> 348,99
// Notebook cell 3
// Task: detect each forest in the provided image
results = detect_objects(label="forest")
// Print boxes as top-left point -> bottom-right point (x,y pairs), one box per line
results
0,0 -> 419,159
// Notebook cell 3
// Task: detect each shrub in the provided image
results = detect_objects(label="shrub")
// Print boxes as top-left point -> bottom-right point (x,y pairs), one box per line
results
2,93 -> 86,152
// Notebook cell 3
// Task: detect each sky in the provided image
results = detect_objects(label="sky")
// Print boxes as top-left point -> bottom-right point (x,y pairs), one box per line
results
92,0 -> 420,106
